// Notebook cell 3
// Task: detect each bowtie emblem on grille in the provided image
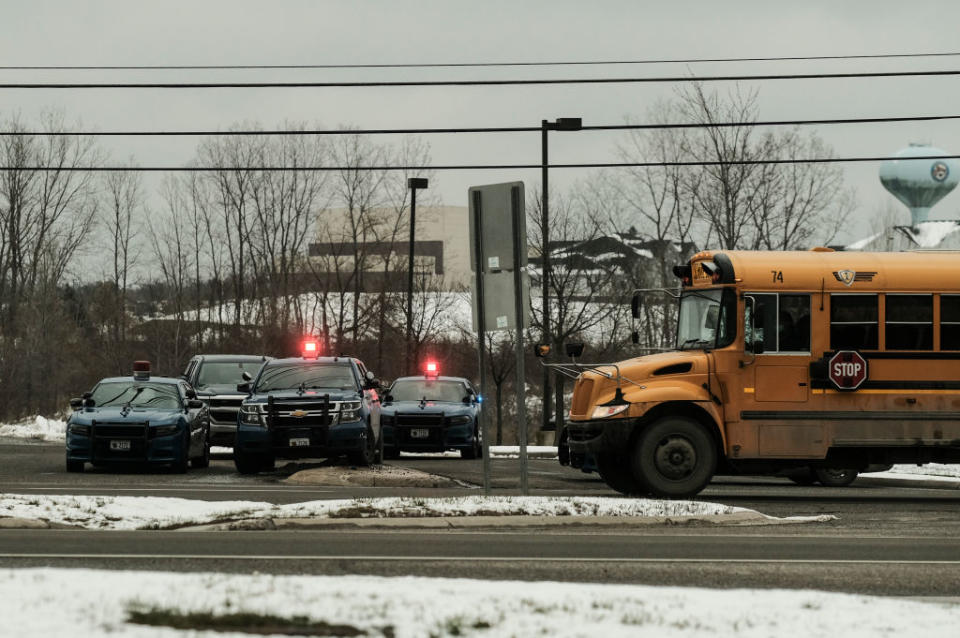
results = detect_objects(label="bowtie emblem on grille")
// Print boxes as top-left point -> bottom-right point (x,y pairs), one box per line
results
291,409 -> 308,418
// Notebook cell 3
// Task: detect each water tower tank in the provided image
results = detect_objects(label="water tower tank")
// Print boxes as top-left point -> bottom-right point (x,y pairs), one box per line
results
879,144 -> 959,226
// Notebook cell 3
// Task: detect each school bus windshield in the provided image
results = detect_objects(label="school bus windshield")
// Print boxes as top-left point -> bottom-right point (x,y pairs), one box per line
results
676,289 -> 737,350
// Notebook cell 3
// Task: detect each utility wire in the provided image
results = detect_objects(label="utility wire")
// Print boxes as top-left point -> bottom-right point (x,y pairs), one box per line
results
2,114 -> 959,137
2,51 -> 960,71
2,154 -> 958,172
1,69 -> 959,89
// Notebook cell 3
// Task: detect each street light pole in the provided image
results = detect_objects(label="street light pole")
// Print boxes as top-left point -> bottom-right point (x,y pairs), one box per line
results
539,118 -> 581,439
405,177 -> 428,376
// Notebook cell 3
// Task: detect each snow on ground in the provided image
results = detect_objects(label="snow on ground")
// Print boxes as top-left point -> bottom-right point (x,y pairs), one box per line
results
3,568 -> 959,638
0,416 -> 66,442
0,493 -> 828,530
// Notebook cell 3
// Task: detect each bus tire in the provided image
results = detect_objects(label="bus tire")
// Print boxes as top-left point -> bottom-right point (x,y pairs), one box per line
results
812,467 -> 858,487
631,416 -> 717,499
596,451 -> 646,496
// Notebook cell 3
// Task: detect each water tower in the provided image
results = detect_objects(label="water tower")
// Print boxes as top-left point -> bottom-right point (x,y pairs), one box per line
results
879,143 -> 959,226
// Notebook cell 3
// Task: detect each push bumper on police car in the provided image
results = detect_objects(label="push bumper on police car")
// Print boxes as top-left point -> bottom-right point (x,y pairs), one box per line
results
235,397 -> 369,459
381,413 -> 477,454
66,422 -> 191,467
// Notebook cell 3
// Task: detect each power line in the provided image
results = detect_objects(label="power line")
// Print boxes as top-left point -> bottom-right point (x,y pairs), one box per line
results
0,69 -> 959,89
2,51 -> 960,71
2,154 -> 957,172
2,114 -> 959,137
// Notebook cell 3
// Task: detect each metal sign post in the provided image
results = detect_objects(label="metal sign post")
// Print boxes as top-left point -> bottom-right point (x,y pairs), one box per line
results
510,185 -> 529,494
471,189 -> 493,495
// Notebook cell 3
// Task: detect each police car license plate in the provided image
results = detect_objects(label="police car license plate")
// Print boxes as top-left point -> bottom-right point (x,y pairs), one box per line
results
411,429 -> 430,439
289,437 -> 310,447
110,440 -> 131,451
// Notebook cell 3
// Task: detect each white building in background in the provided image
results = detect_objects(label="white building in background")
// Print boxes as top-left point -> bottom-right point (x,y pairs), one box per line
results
847,143 -> 960,251
308,205 -> 472,290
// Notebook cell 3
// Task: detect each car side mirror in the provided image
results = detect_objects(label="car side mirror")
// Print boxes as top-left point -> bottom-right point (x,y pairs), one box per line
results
187,399 -> 204,409
185,388 -> 197,399
69,398 -> 82,410
82,391 -> 93,400
83,398 -> 96,408
384,394 -> 394,403
241,371 -> 252,382
752,339 -> 765,355
236,382 -> 251,393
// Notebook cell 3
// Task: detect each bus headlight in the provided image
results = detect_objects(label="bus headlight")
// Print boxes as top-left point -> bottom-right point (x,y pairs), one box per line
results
591,404 -> 629,419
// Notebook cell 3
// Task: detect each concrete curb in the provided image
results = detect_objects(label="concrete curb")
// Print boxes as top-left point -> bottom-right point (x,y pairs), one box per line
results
856,475 -> 960,490
174,510 -> 832,532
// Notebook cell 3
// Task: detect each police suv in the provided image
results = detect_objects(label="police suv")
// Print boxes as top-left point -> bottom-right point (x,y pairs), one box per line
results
182,354 -> 270,448
233,341 -> 382,474
65,361 -> 210,473
380,362 -> 482,459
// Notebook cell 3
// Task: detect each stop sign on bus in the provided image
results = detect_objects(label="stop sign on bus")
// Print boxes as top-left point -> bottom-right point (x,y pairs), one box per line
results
828,350 -> 868,390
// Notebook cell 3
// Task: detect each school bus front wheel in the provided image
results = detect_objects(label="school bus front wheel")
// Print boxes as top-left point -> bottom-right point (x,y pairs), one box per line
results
630,416 -> 719,499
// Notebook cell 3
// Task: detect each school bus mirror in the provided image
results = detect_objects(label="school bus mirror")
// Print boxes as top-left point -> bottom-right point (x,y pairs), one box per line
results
752,339 -> 765,355
534,344 -> 551,358
630,293 -> 641,319
565,343 -> 585,358
630,330 -> 640,345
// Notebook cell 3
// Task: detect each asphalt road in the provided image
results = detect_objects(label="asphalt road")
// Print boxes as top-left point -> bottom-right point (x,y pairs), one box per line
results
3,439 -> 960,596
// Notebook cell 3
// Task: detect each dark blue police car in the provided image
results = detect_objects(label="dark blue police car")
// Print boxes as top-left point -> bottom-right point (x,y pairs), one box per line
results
233,341 -> 382,474
65,361 -> 210,473
381,363 -> 481,459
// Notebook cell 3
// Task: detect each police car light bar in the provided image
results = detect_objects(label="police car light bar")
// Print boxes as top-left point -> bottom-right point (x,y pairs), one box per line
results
425,361 -> 439,377
302,340 -> 320,358
133,360 -> 151,381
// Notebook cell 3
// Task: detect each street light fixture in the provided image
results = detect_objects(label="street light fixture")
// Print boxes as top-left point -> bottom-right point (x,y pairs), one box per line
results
540,117 -> 582,438
406,177 -> 429,376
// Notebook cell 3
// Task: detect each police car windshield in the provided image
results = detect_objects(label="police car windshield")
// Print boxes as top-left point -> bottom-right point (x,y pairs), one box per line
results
391,380 -> 465,403
256,363 -> 357,392
196,361 -> 261,389
92,382 -> 181,409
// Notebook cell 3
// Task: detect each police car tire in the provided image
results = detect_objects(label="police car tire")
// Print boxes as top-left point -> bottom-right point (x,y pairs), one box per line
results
191,432 -> 211,469
234,451 -> 264,475
461,429 -> 481,460
384,446 -> 401,460
631,416 -> 717,499
350,427 -> 377,467
596,451 -> 646,496
66,458 -> 84,473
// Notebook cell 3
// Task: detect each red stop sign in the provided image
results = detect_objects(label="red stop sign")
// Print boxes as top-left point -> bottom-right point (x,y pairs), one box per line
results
828,351 -> 868,390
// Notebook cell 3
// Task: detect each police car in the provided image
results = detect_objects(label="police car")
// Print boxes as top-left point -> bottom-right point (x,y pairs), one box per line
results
233,340 -> 382,474
380,362 -> 481,459
65,361 -> 210,473
182,354 -> 270,448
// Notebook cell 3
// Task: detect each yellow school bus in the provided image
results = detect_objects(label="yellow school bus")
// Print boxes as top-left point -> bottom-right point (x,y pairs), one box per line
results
566,249 -> 960,498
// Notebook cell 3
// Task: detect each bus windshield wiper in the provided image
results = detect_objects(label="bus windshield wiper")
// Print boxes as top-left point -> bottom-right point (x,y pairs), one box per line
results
679,338 -> 712,349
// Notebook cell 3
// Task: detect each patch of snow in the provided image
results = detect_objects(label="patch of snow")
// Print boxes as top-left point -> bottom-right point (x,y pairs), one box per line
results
845,231 -> 881,251
0,494 -> 828,530
4,568 -> 960,638
903,221 -> 960,248
0,416 -> 66,442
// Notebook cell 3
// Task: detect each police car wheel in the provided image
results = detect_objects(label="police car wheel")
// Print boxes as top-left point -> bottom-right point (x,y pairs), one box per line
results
191,430 -> 211,469
461,428 -> 481,459
171,430 -> 190,473
66,458 -> 84,473
350,427 -> 377,467
383,446 -> 401,460
234,451 -> 265,474
631,416 -> 717,499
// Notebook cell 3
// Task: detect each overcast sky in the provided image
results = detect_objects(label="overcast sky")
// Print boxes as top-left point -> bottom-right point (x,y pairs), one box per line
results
3,0 -> 960,254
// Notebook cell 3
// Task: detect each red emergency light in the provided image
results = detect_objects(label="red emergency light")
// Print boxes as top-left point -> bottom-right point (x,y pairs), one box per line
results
425,361 -> 439,377
302,340 -> 320,359
133,360 -> 151,381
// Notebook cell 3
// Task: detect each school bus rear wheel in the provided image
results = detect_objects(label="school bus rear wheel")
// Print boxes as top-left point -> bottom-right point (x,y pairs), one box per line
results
631,416 -> 717,499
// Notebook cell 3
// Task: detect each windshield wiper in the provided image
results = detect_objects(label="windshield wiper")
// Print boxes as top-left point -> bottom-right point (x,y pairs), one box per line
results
679,338 -> 713,349
120,387 -> 146,413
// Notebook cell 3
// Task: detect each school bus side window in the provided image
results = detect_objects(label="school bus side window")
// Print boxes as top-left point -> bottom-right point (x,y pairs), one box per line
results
745,293 -> 810,353
941,295 -> 960,350
885,294 -> 932,350
830,294 -> 878,350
